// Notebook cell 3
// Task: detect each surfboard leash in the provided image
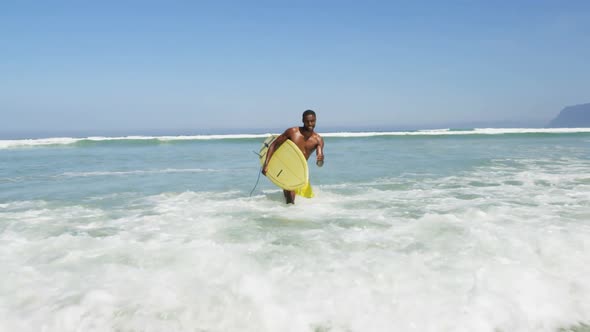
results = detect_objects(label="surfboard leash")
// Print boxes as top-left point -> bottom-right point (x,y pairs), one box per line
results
249,150 -> 263,197
249,166 -> 263,197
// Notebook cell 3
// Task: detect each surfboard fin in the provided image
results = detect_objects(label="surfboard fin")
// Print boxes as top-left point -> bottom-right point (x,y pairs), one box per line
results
295,182 -> 314,198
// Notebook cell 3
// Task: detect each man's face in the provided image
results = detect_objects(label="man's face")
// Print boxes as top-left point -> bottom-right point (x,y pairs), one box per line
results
302,114 -> 316,131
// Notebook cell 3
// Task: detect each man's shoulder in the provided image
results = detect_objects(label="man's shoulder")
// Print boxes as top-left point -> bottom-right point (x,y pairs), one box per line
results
283,127 -> 300,136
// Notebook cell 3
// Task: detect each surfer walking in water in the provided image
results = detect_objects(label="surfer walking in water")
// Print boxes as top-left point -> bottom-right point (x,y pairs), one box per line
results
262,110 -> 325,204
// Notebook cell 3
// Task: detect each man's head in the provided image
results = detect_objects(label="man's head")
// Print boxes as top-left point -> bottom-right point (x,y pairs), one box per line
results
302,109 -> 317,132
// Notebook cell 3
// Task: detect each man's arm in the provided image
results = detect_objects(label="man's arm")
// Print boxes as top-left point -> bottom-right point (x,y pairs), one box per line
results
262,129 -> 291,175
316,135 -> 324,166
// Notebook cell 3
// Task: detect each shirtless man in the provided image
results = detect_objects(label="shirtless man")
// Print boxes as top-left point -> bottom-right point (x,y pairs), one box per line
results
262,110 -> 325,204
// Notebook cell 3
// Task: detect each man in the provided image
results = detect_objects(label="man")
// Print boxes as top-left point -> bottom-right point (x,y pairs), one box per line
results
262,109 -> 325,204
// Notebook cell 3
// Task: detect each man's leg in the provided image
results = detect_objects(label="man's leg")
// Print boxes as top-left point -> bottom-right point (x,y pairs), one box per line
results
283,190 -> 296,204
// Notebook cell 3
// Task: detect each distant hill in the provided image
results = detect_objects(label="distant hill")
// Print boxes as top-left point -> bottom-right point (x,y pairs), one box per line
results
548,103 -> 590,128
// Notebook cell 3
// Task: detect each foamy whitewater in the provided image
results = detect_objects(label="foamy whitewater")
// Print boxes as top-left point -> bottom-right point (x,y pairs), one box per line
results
1,128 -> 589,332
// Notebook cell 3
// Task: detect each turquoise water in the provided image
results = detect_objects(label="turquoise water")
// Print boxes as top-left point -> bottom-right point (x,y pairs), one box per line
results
1,129 -> 590,331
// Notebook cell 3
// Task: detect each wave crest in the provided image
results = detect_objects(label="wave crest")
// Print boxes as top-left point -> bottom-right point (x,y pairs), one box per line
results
2,128 -> 590,149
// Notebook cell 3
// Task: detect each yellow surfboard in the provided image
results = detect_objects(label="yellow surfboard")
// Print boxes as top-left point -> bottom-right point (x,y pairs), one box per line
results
259,136 -> 313,197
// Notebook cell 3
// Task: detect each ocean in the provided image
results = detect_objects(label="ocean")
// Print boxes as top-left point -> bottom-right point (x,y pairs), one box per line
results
1,128 -> 589,332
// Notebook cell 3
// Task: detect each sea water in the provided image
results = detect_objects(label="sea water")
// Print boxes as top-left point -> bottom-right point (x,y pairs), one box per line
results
1,128 -> 589,332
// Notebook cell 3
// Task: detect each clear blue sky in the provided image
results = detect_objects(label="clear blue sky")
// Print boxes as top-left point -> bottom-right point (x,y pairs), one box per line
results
1,1 -> 589,135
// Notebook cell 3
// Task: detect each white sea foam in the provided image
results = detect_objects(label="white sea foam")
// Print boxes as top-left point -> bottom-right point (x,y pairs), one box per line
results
323,127 -> 590,137
0,137 -> 80,149
84,134 -> 270,141
1,163 -> 589,332
0,134 -> 272,149
59,168 -> 220,178
2,128 -> 590,148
